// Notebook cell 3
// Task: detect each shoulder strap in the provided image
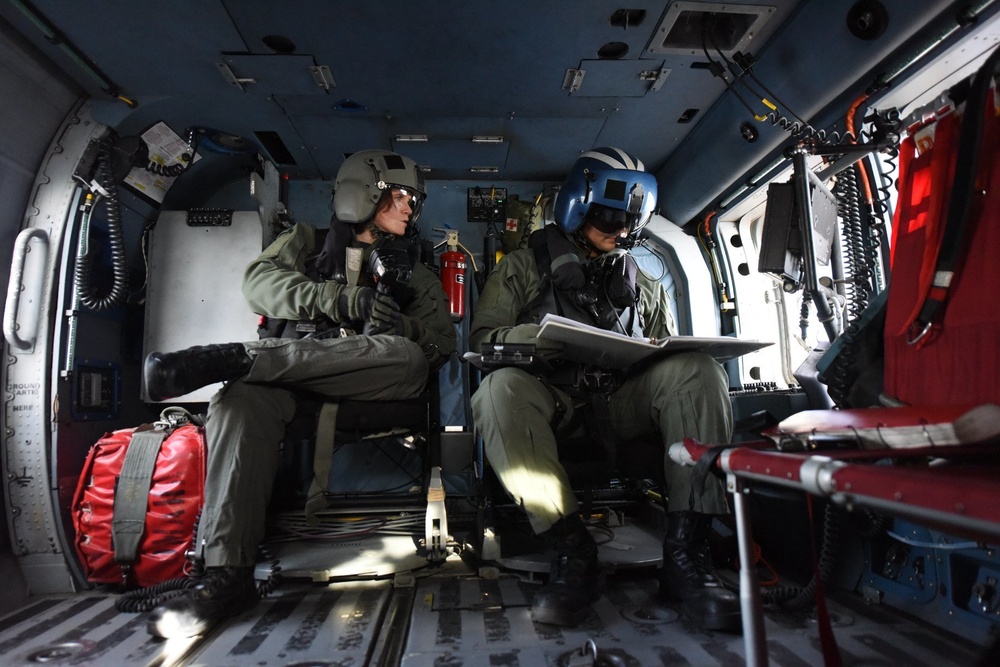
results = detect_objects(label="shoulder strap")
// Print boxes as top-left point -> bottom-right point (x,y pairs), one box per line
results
519,229 -> 557,322
529,228 -> 551,279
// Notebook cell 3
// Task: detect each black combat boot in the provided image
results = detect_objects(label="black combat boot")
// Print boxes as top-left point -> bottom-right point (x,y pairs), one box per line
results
660,511 -> 741,632
530,514 -> 603,627
147,566 -> 258,639
144,343 -> 253,401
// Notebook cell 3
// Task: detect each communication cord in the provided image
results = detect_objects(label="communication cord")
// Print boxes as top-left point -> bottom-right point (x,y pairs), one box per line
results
74,142 -> 128,311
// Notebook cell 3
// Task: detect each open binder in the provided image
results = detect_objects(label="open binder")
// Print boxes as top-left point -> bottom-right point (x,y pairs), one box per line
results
536,314 -> 772,369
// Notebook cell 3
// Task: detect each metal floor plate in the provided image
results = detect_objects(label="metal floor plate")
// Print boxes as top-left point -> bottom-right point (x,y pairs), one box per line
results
0,549 -> 987,666
402,574 -> 984,666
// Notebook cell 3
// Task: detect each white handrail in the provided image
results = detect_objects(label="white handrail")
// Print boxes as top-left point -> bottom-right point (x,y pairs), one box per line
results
4,227 -> 49,351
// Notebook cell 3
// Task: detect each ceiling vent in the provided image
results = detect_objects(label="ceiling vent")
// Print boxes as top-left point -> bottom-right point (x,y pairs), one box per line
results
647,2 -> 776,56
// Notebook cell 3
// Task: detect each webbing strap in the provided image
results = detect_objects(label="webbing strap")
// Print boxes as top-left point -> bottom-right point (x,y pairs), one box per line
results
112,428 -> 168,564
345,246 -> 363,289
909,45 -> 1000,345
688,445 -> 730,508
584,393 -> 618,471
305,401 -> 340,525
807,495 -> 842,667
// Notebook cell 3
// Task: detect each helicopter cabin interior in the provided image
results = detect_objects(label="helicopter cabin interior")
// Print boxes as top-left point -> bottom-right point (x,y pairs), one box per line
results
2,1 -> 1000,665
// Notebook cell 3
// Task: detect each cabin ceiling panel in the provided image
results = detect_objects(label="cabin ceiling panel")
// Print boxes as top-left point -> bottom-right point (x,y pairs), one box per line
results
22,0 -> 986,216
222,2 -> 666,116
0,0 -> 805,189
12,0 -> 248,96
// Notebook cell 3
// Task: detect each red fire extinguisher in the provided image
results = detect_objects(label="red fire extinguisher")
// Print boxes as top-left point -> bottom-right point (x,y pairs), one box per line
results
440,230 -> 466,322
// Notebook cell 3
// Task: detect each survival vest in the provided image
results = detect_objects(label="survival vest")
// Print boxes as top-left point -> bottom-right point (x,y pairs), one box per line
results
518,225 -> 643,338
259,220 -> 420,340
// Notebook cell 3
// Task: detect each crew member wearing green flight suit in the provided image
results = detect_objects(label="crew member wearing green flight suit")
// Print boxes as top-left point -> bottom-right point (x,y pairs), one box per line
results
471,147 -> 740,630
142,149 -> 456,639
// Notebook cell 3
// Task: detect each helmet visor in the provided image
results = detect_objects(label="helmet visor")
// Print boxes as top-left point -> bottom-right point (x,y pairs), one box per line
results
585,203 -> 636,234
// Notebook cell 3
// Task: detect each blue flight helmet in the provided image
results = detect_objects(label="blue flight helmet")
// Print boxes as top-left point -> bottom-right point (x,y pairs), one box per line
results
333,149 -> 426,226
553,146 -> 658,243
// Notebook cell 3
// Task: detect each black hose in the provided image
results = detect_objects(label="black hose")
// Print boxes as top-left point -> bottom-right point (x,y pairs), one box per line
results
75,143 -> 129,310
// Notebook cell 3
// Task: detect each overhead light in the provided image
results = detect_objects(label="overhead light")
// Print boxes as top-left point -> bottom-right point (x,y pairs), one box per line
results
471,135 -> 504,144
395,134 -> 428,142
470,166 -> 499,173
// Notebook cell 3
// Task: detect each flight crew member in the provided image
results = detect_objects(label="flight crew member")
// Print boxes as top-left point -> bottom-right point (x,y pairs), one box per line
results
141,149 -> 456,639
470,147 -> 740,630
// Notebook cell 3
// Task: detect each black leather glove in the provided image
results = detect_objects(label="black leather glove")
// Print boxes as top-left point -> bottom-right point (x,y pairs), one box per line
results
495,323 -> 564,358
365,290 -> 403,335
337,285 -> 376,323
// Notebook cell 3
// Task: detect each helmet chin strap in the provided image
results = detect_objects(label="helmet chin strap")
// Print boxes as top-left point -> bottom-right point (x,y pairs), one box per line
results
359,214 -> 402,242
572,229 -> 602,258
369,222 -> 394,241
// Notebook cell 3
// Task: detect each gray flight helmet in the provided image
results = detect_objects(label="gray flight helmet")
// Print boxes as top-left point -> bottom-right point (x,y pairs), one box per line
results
333,149 -> 426,224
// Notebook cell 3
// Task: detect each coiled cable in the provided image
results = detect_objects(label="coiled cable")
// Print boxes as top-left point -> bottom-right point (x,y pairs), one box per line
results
760,503 -> 843,611
74,142 -> 129,310
856,108 -> 900,231
114,538 -> 283,612
838,167 -> 871,320
114,576 -> 197,613
144,127 -> 200,178
766,110 -> 856,146
256,543 -> 282,598
114,510 -> 204,613
825,169 -> 866,407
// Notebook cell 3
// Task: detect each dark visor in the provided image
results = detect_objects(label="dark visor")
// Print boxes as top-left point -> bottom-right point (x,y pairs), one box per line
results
585,203 -> 637,234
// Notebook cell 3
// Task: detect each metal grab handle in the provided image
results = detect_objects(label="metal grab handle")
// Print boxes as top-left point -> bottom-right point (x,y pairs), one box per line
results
4,228 -> 49,351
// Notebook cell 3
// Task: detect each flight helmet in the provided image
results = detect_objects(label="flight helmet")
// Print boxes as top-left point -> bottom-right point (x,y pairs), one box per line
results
333,149 -> 426,225
552,146 -> 658,239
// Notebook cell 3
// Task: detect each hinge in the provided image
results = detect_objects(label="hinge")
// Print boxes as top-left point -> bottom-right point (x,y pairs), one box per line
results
641,67 -> 671,92
309,65 -> 336,91
215,62 -> 256,91
562,68 -> 586,93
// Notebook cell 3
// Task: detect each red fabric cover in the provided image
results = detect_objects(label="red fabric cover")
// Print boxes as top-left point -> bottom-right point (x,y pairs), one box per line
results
884,98 -> 1000,406
71,423 -> 206,588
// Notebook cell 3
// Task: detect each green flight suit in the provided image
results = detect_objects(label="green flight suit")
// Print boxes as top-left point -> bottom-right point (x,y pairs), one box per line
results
470,241 -> 731,534
198,222 -> 456,567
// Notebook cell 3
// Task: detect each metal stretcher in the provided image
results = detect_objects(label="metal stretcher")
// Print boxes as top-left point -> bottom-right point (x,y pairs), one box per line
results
668,404 -> 1000,666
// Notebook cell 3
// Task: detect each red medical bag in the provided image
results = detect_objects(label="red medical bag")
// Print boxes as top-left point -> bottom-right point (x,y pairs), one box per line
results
72,409 -> 206,588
